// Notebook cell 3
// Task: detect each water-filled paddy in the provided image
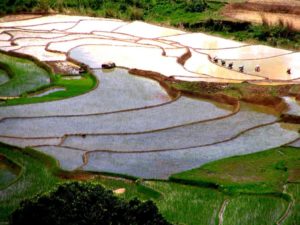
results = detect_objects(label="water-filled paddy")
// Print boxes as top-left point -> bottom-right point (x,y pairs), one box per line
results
0,14 -> 299,180
0,69 -> 9,86
83,123 -> 299,178
0,96 -> 232,138
0,69 -> 171,118
0,155 -> 20,188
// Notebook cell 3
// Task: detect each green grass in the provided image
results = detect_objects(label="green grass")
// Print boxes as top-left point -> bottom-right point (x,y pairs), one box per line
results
2,72 -> 97,106
170,80 -> 298,99
0,143 -> 298,224
142,1 -> 224,26
145,181 -> 224,225
0,144 -> 61,222
0,51 -> 96,105
223,194 -> 288,225
0,52 -> 51,97
171,147 -> 300,194
0,144 -> 160,222
283,184 -> 300,225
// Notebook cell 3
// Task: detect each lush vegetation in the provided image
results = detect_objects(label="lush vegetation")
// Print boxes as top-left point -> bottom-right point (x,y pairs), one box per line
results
0,52 -> 50,97
0,144 -> 60,222
223,195 -> 288,225
171,147 -> 300,194
0,52 -> 97,106
2,72 -> 97,106
283,184 -> 300,225
0,0 -> 212,23
1,143 -> 298,224
10,182 -> 171,225
144,181 -> 224,225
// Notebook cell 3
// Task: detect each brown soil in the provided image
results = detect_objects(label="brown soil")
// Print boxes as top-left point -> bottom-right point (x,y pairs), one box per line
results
128,68 -> 298,113
57,170 -> 96,181
177,48 -> 192,65
280,114 -> 300,124
242,95 -> 287,112
288,168 -> 300,182
223,1 -> 300,31
0,14 -> 43,23
46,61 -> 81,75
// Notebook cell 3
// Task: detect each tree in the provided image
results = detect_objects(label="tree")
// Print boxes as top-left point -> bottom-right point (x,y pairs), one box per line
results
10,182 -> 172,225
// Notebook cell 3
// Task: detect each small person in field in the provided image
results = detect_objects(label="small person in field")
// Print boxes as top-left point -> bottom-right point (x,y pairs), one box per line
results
287,68 -> 291,74
255,65 -> 260,72
239,65 -> 244,72
213,56 -> 218,63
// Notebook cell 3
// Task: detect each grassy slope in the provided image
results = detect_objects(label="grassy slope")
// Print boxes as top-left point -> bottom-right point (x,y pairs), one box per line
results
223,194 -> 288,225
143,1 -> 224,25
0,144 -> 223,224
2,72 -> 97,106
0,51 -> 97,106
0,52 -> 50,96
1,143 -> 298,224
283,184 -> 300,225
171,147 -> 300,194
0,144 -> 60,221
145,181 -> 224,225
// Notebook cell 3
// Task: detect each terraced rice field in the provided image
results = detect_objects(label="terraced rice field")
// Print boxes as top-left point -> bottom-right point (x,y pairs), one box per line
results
0,14 -> 299,179
0,14 -> 299,224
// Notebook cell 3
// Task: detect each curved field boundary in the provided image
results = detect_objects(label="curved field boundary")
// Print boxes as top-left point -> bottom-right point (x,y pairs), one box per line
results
0,88 -> 180,122
0,97 -> 237,141
192,49 -> 268,80
3,17 -> 295,84
0,152 -> 24,191
67,43 -> 260,82
31,121 -> 280,160
3,20 -> 271,83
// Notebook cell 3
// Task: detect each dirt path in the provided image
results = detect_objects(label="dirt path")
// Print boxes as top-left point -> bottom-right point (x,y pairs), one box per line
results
223,0 -> 300,31
0,14 -> 42,23
276,184 -> 294,225
224,10 -> 300,31
218,199 -> 230,225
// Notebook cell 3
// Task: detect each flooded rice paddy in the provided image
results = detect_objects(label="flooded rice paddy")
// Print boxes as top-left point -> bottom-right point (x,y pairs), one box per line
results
0,15 -> 299,178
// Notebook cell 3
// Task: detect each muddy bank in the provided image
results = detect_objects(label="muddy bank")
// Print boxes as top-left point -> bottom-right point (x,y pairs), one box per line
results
129,68 -> 296,114
241,95 -> 288,113
280,114 -> 300,124
226,2 -> 300,16
177,48 -> 192,65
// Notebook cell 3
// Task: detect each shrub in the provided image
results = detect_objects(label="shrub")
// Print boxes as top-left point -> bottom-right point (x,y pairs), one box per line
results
128,6 -> 144,20
185,0 -> 207,13
10,182 -> 171,225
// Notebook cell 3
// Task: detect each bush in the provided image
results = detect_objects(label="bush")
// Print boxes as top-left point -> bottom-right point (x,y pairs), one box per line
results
128,6 -> 144,20
185,0 -> 207,13
10,182 -> 171,225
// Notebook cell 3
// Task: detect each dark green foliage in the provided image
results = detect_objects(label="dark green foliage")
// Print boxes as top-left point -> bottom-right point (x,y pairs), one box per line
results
185,19 -> 251,32
185,0 -> 207,13
10,182 -> 171,225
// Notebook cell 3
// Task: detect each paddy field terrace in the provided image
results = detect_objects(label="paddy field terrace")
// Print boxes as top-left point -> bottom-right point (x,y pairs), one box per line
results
0,14 -> 299,225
